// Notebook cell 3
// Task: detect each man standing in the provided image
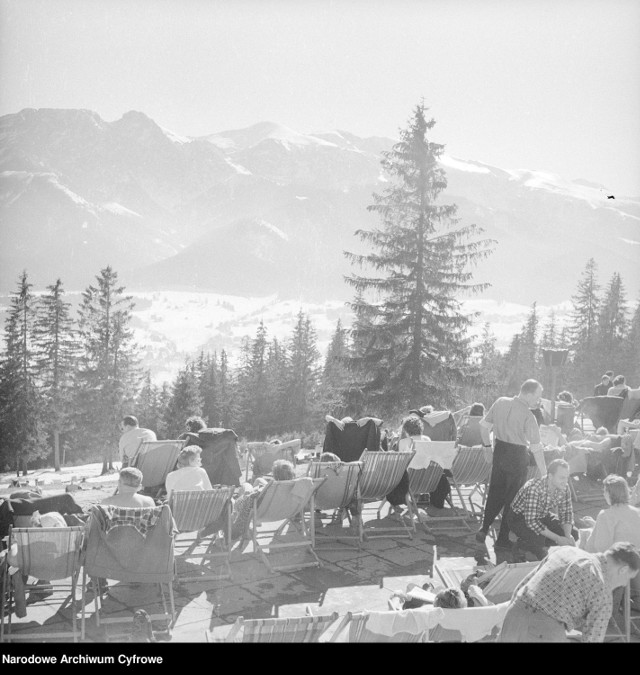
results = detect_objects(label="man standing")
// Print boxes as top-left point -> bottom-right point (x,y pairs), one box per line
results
594,374 -> 611,397
477,379 -> 546,552
508,459 -> 576,560
498,542 -> 640,642
118,415 -> 156,467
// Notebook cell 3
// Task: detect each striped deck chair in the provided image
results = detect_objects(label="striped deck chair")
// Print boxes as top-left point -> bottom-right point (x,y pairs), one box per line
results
355,450 -> 415,542
131,440 -> 186,500
426,604 -> 508,642
476,560 -> 539,604
407,441 -> 471,534
80,504 -> 176,639
250,476 -> 327,572
329,611 -> 427,642
306,460 -> 363,547
169,487 -> 234,582
449,445 -> 493,518
244,439 -> 301,481
1,526 -> 84,642
213,612 -> 339,643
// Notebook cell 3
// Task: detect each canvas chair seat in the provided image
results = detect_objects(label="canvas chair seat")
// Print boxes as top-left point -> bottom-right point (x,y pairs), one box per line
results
1,526 -> 84,642
449,445 -> 493,518
245,439 -> 301,481
580,396 -> 624,433
404,441 -> 471,533
215,612 -> 339,643
354,450 -> 415,542
475,561 -> 539,604
131,440 -> 186,496
249,477 -> 327,572
329,610 -> 427,642
81,504 -> 176,638
170,488 -> 234,582
306,461 -> 363,546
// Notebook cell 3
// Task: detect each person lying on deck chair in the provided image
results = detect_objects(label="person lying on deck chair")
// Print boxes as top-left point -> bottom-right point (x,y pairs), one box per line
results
165,447 -> 213,500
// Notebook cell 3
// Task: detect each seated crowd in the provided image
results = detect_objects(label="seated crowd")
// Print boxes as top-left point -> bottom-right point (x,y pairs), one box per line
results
2,375 -> 640,642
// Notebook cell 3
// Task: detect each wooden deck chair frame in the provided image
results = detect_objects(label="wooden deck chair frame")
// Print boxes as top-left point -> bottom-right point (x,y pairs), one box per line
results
80,504 -> 176,639
250,477 -> 327,572
131,439 -> 186,498
1,525 -> 84,642
244,439 -> 301,481
217,611 -> 339,643
406,441 -> 472,534
169,487 -> 234,582
354,450 -> 416,543
329,610 -> 426,643
448,445 -> 493,518
306,460 -> 363,548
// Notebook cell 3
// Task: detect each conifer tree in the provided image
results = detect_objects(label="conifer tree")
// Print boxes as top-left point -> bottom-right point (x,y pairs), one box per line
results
198,351 -> 221,428
344,103 -> 494,415
136,370 -> 164,436
164,361 -> 203,438
596,272 -> 628,376
0,272 -> 45,474
75,266 -> 139,473
264,338 -> 288,436
285,310 -> 320,431
218,349 -> 236,430
33,278 -> 78,471
624,297 -> 640,384
320,319 -> 352,417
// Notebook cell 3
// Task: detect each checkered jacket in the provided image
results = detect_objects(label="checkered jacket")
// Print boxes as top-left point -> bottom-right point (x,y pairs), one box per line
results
510,476 -> 573,535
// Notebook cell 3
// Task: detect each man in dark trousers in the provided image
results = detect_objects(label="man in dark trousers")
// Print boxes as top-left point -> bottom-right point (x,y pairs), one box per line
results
476,379 -> 546,553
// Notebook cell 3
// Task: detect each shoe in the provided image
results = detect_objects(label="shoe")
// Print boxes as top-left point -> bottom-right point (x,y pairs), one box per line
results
475,530 -> 487,544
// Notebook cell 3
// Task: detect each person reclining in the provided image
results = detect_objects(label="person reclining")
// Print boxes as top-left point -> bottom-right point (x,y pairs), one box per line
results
165,447 -> 213,500
508,458 -> 576,560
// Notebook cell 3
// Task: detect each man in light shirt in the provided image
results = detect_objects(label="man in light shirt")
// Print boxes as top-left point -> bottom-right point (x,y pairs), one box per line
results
477,379 -> 546,552
118,415 -> 156,467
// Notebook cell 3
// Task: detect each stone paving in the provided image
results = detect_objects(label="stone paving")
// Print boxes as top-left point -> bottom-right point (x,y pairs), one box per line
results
3,468 -> 637,643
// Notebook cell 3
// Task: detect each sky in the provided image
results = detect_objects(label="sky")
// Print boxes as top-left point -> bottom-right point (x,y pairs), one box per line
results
1,0 -> 639,196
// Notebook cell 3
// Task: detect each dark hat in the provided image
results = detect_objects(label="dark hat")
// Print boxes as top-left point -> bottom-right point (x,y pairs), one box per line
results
408,405 -> 433,418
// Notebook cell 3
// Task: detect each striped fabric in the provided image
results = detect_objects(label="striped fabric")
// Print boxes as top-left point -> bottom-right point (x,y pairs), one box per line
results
307,461 -> 363,510
10,526 -> 84,581
255,478 -> 326,522
451,445 -> 493,486
170,487 -> 234,532
331,612 -> 425,643
246,440 -> 301,478
227,613 -> 339,643
132,440 -> 186,488
359,451 -> 415,501
408,461 -> 444,496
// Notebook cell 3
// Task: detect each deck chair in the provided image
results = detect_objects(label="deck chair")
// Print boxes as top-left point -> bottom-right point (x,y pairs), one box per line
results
169,487 -> 234,582
476,560 -> 539,604
426,604 -> 508,642
80,504 -> 176,639
131,440 -> 186,499
1,525 -> 84,642
244,439 -> 301,481
449,445 -> 493,518
329,610 -> 427,642
213,612 -> 339,643
306,460 -> 363,546
250,476 -> 326,572
355,450 -> 415,542
407,441 -> 471,534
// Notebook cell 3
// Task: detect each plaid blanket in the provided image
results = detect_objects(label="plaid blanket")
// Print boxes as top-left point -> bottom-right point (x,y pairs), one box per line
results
93,504 -> 163,538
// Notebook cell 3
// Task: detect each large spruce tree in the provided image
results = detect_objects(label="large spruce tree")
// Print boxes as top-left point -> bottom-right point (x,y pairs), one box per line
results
344,103 -> 494,415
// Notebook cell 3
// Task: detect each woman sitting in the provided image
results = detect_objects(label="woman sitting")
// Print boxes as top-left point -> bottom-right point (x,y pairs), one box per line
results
165,447 -> 213,500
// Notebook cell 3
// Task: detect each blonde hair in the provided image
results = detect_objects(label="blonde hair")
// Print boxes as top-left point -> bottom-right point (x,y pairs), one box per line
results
604,474 -> 630,505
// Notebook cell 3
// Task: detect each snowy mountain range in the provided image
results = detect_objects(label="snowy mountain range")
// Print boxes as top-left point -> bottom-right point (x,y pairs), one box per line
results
1,107 -> 639,306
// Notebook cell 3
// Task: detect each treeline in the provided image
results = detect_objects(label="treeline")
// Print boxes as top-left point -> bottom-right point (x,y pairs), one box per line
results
1,103 -> 638,475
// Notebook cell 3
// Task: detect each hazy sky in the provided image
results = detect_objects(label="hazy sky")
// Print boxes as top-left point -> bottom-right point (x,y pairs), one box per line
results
1,0 -> 639,195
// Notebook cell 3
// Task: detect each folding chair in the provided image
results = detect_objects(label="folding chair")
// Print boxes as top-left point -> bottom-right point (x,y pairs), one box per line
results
476,560 -> 539,604
81,504 -> 176,639
407,441 -> 471,534
306,460 -> 363,546
244,439 -> 301,481
356,450 -> 415,542
250,476 -> 326,572
211,612 -> 339,643
131,440 -> 186,499
169,487 -> 234,582
426,604 -> 508,642
329,610 -> 427,642
449,445 -> 493,518
1,525 -> 84,642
